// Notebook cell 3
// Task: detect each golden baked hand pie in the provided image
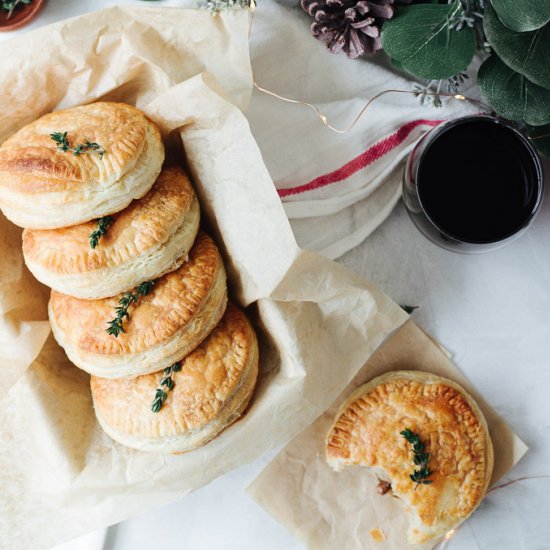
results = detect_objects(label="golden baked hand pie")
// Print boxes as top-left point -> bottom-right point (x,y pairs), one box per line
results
326,371 -> 494,544
90,303 -> 259,453
22,166 -> 200,299
0,102 -> 164,229
49,232 -> 227,379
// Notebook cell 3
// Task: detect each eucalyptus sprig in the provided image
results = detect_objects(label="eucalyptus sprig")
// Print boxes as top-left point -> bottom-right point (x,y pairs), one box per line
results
382,0 -> 550,158
400,428 -> 433,488
89,216 -> 114,249
202,0 -> 254,13
151,362 -> 182,413
50,131 -> 106,159
1,0 -> 31,19
412,72 -> 470,108
382,1 -> 477,82
106,281 -> 155,337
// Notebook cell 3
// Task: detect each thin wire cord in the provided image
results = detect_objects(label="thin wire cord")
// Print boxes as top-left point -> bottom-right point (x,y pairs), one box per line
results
248,2 -> 491,134
528,132 -> 550,141
487,474 -> 550,494
253,82 -> 491,134
432,475 -> 550,549
248,3 -> 549,142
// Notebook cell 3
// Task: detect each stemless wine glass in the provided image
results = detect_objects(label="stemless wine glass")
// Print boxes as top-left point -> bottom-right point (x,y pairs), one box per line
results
402,115 -> 544,253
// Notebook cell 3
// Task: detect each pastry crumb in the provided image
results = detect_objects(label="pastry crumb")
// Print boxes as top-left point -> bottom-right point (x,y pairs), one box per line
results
370,528 -> 385,542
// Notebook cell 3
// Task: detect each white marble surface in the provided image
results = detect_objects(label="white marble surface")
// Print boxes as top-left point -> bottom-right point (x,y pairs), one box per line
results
2,2 -> 550,549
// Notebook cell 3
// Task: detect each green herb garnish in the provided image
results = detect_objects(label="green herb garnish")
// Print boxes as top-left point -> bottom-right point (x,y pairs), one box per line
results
1,0 -> 31,19
400,304 -> 419,315
73,139 -> 106,159
106,281 -> 155,337
50,131 -> 106,159
89,216 -> 114,249
151,362 -> 182,413
400,428 -> 433,488
50,131 -> 70,152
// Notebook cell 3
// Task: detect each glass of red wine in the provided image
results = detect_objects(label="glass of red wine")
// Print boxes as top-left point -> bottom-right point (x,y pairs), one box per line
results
403,115 -> 544,253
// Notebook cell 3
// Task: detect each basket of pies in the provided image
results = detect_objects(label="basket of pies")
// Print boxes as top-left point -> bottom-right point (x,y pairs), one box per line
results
0,8 -> 409,548
0,101 -> 259,453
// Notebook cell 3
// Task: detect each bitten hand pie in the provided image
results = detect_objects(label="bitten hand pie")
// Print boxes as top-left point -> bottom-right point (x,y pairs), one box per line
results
90,303 -> 259,453
22,166 -> 200,299
326,371 -> 494,544
49,232 -> 227,379
0,102 -> 164,229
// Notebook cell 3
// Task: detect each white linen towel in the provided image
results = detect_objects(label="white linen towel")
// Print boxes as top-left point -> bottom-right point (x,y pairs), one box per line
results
246,0 -> 482,258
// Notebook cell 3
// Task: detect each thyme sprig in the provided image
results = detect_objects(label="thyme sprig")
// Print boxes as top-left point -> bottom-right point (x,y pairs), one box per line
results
89,216 -> 114,249
50,131 -> 106,159
106,281 -> 155,337
400,429 -> 433,488
50,131 -> 70,151
151,362 -> 182,413
74,140 -> 106,158
1,0 -> 31,19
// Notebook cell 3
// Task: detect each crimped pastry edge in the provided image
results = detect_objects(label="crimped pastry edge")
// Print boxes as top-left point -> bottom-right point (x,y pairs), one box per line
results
92,325 -> 259,453
49,260 -> 228,378
24,194 -> 200,299
0,120 -> 163,229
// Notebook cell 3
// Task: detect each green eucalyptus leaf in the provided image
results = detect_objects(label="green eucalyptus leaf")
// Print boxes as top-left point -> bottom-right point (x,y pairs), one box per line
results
390,58 -> 405,71
381,2 -> 476,80
526,124 -> 550,158
478,55 -> 550,126
491,0 -> 550,32
484,4 -> 550,89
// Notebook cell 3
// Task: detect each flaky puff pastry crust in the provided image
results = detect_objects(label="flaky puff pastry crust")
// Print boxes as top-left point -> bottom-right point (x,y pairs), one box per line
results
326,371 -> 494,544
49,232 -> 228,379
22,166 -> 200,299
0,102 -> 164,228
91,303 -> 259,453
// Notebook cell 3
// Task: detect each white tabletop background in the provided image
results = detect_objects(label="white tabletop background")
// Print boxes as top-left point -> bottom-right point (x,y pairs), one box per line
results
2,1 -> 550,549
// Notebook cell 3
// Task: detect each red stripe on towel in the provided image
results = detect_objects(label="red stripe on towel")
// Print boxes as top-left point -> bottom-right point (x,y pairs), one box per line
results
278,118 -> 443,198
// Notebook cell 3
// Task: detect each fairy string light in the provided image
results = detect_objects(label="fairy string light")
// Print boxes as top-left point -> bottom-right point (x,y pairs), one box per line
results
247,1 -> 493,134
247,2 -> 550,142
253,82 -> 491,134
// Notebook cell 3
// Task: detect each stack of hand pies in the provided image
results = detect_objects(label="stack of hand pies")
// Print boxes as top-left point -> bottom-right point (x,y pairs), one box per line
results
0,102 -> 259,453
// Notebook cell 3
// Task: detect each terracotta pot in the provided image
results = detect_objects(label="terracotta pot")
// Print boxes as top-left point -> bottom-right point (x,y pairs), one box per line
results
0,0 -> 46,32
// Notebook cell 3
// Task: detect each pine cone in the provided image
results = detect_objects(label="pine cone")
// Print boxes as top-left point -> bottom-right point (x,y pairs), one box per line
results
301,0 -> 412,58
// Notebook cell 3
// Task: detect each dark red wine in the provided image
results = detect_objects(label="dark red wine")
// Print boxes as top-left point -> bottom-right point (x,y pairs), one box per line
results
417,119 -> 541,244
